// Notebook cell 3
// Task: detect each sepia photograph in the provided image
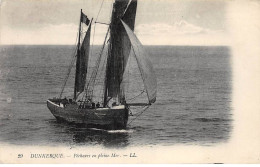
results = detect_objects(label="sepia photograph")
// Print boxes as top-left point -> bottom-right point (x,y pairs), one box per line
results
0,0 -> 259,164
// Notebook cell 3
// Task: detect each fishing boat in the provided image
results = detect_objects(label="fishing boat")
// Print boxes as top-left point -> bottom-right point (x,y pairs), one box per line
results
47,0 -> 157,130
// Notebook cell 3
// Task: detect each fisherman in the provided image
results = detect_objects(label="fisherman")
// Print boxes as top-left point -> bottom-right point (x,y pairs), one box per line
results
96,102 -> 100,108
92,102 -> 95,109
63,97 -> 69,107
112,102 -> 117,107
85,99 -> 91,108
88,98 -> 92,102
79,103 -> 82,109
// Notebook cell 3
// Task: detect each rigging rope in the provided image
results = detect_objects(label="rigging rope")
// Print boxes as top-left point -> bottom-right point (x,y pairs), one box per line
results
59,0 -> 108,99
90,0 -> 105,54
84,28 -> 110,101
92,46 -> 109,103
95,0 -> 105,22
127,89 -> 146,101
59,32 -> 79,98
84,0 -> 113,102
90,0 -> 105,67
127,105 -> 150,125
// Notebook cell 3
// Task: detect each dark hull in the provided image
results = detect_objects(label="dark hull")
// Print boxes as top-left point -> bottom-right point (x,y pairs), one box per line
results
47,99 -> 129,130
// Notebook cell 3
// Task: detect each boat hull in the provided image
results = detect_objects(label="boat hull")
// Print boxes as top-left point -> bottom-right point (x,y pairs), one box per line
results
47,99 -> 129,130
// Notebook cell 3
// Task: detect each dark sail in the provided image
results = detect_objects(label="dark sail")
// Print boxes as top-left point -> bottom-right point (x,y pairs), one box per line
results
105,0 -> 137,103
120,0 -> 138,100
74,24 -> 91,99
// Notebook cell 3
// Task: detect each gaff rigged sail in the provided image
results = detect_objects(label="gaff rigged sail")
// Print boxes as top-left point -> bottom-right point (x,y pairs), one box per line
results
105,0 -> 137,103
74,24 -> 91,99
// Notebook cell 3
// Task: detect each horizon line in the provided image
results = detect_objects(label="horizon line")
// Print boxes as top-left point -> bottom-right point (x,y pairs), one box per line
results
0,44 -> 229,47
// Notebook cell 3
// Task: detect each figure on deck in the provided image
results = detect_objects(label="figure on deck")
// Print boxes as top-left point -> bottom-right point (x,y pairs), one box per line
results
96,102 -> 100,108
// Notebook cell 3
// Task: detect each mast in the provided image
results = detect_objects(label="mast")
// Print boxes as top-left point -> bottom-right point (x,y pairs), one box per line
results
74,10 -> 92,100
59,9 -> 91,100
103,0 -> 137,106
74,9 -> 83,100
103,36 -> 110,107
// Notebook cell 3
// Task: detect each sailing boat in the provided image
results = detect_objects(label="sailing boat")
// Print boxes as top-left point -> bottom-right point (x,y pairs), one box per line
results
47,0 -> 157,130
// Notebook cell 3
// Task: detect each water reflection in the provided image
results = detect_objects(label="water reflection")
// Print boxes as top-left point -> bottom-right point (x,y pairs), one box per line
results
48,119 -> 130,148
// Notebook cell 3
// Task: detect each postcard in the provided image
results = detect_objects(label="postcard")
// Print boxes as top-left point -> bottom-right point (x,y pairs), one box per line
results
0,0 -> 259,164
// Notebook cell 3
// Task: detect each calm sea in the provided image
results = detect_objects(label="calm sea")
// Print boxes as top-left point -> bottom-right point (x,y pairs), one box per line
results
0,45 -> 232,148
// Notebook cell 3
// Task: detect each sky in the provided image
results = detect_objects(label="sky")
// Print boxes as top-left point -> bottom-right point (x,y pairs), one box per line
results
0,0 -> 230,45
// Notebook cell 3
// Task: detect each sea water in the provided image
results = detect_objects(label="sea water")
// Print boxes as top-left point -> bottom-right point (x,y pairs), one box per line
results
0,45 -> 232,148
